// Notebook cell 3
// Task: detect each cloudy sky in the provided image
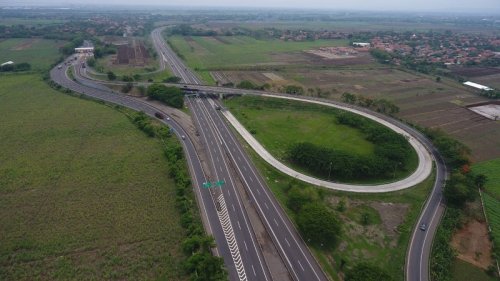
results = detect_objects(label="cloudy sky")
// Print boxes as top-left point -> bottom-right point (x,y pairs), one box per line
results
2,0 -> 499,13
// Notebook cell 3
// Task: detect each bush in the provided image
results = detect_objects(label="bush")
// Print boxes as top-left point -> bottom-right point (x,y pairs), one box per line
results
107,71 -> 116,81
147,83 -> 184,108
297,203 -> 341,249
345,263 -> 393,281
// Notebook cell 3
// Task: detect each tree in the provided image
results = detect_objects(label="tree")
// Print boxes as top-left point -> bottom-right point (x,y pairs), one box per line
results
284,85 -> 304,95
107,71 -> 116,81
474,174 -> 487,189
163,76 -> 181,83
147,83 -> 184,108
341,92 -> 357,104
345,263 -> 393,281
121,82 -> 133,93
236,80 -> 256,89
436,76 -> 441,82
296,203 -> 341,249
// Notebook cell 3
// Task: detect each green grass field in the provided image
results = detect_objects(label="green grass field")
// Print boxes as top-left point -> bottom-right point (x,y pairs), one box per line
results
167,35 -> 348,70
482,192 -> 500,255
451,259 -> 497,281
239,134 -> 434,281
224,95 -> 418,183
0,38 -> 64,71
473,159 -> 500,199
0,74 -> 187,280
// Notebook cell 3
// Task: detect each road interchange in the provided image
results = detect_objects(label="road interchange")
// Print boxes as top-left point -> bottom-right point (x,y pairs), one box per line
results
50,26 -> 449,281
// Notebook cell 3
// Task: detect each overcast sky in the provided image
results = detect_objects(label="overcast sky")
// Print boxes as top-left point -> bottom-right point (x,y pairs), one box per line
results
2,0 -> 499,13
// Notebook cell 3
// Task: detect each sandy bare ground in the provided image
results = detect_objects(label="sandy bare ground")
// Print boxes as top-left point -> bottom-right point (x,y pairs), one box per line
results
10,38 -> 38,50
451,219 -> 493,269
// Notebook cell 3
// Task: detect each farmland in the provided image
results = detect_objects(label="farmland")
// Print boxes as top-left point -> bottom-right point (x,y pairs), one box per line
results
166,35 -> 349,69
0,74 -> 187,280
473,158 -> 500,199
224,95 -> 418,183
0,38 -> 64,71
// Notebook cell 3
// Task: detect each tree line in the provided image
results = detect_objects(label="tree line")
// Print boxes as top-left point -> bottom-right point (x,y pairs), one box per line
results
288,112 -> 411,181
130,112 -> 227,281
341,92 -> 400,115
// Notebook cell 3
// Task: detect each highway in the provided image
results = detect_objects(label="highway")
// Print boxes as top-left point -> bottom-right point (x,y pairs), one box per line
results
50,61 -> 274,281
149,27 -> 449,281
53,26 -> 449,281
151,27 -> 202,85
188,96 -> 329,281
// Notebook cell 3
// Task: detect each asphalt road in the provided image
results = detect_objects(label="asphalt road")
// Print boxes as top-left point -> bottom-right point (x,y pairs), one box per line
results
57,26 -> 449,281
191,96 -> 330,281
151,27 -> 202,85
50,60 -> 254,281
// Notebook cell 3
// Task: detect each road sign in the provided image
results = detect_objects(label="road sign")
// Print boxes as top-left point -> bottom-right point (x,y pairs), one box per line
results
202,180 -> 225,188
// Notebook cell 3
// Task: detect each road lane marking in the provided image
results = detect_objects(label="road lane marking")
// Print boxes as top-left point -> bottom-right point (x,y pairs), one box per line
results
273,218 -> 279,227
232,204 -> 236,212
238,220 -> 242,230
298,260 -> 305,271
264,202 -> 269,209
285,237 -> 291,247
244,240 -> 248,251
252,265 -> 256,276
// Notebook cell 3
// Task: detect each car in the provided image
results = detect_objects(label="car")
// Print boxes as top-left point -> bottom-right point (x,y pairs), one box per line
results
154,112 -> 164,119
420,223 -> 427,231
181,135 -> 186,140
166,117 -> 171,121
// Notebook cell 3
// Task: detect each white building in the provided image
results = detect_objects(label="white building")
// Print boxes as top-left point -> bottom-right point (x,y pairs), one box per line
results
463,81 -> 494,91
1,61 -> 14,67
75,47 -> 94,53
353,42 -> 370,47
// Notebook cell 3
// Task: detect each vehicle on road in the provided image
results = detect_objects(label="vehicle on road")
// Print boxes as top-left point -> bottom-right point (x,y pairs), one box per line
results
181,135 -> 186,140
154,112 -> 164,119
166,117 -> 171,121
58,65 -> 62,69
420,223 -> 427,231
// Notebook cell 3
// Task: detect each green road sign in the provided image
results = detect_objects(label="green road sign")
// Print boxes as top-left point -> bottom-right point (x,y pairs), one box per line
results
202,180 -> 225,188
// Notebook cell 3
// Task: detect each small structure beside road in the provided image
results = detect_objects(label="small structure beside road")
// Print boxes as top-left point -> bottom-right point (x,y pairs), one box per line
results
463,81 -> 494,91
1,61 -> 14,67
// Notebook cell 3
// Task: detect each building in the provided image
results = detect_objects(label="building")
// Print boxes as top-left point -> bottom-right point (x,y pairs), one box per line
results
353,42 -> 370,47
1,61 -> 14,67
463,81 -> 494,91
74,47 -> 94,53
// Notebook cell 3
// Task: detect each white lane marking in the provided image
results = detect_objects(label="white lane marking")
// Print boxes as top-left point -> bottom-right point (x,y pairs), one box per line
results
298,260 -> 305,271
238,220 -> 242,230
250,177 -> 254,183
244,240 -> 248,251
256,189 -> 261,195
273,218 -> 279,227
285,237 -> 291,247
265,202 -> 269,209
252,265 -> 256,276
243,166 -> 247,171
232,204 -> 236,212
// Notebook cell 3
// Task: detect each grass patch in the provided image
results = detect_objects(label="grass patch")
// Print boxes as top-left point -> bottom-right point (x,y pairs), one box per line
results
224,95 -> 418,184
473,158 -> 500,199
0,38 -> 64,71
451,259 -> 497,281
0,74 -> 188,280
482,192 -> 500,258
167,35 -> 348,70
236,132 -> 434,281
